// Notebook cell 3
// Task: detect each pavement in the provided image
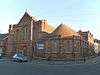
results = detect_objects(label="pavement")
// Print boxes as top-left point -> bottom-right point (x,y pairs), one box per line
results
0,56 -> 99,64
30,56 -> 99,65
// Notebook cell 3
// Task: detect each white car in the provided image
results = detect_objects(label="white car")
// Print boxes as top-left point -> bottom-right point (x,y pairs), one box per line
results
13,53 -> 28,62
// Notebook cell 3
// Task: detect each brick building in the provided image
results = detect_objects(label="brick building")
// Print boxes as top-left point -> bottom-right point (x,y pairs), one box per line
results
4,12 -> 95,60
35,24 -> 90,60
78,30 -> 94,55
6,12 -> 54,59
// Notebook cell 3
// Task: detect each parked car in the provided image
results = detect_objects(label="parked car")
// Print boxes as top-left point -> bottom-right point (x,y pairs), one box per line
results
0,53 -> 2,59
13,53 -> 28,62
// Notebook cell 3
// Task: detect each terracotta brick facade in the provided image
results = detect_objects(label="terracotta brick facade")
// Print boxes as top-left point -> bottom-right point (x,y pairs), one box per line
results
78,30 -> 94,55
6,12 -> 54,59
5,12 -> 95,60
35,24 -> 90,60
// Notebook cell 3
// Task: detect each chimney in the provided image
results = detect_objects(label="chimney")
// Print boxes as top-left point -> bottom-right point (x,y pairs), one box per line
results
8,24 -> 12,32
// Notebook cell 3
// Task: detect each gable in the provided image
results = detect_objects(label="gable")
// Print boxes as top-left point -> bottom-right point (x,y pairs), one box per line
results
17,12 -> 32,26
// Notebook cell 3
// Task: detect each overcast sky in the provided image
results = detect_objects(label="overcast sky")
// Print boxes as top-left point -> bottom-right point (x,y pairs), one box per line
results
0,0 -> 100,39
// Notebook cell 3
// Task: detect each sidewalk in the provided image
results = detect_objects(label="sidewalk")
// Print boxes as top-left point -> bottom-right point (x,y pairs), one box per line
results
31,59 -> 86,65
30,56 -> 100,65
0,56 -> 100,65
86,56 -> 100,64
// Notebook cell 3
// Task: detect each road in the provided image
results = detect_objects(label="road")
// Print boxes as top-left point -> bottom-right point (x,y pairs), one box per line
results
0,57 -> 100,75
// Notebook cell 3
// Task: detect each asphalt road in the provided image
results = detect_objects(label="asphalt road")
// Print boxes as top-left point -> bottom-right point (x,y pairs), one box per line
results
0,59 -> 100,75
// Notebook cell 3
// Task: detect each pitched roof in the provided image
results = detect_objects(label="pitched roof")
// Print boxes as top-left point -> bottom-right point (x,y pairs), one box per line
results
18,12 -> 36,25
45,24 -> 54,33
51,24 -> 79,37
0,34 -> 8,41
40,20 -> 54,33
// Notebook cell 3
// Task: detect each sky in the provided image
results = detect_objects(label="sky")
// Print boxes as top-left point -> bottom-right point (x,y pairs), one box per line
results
0,0 -> 100,39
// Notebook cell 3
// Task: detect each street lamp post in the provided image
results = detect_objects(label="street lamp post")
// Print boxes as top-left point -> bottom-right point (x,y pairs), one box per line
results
72,35 -> 75,61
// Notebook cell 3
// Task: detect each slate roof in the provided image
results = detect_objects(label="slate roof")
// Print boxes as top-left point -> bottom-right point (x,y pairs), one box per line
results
0,34 -> 8,41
